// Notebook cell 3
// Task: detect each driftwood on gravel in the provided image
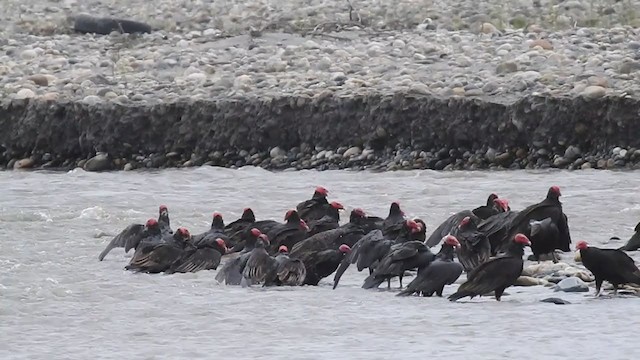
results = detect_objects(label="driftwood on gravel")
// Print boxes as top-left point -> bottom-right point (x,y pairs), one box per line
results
72,14 -> 153,35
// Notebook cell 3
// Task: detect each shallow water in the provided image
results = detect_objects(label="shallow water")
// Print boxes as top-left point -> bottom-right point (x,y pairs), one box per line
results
1,167 -> 639,360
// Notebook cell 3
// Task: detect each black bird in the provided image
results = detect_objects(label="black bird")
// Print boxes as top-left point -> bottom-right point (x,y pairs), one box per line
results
242,235 -> 278,286
266,210 -> 310,254
349,208 -> 384,234
191,212 -> 229,246
471,193 -> 508,220
306,215 -> 340,236
215,228 -> 264,285
224,208 -> 257,247
619,221 -> 640,251
455,216 -> 491,273
500,186 -> 571,253
381,201 -> 406,238
166,237 -> 227,274
98,205 -> 172,261
397,235 -> 463,297
576,240 -> 640,296
362,240 -> 436,289
296,186 -> 330,222
264,245 -> 307,287
297,244 -> 352,286
477,210 -> 520,255
448,233 -> 531,302
332,230 -> 391,289
125,227 -> 192,274
425,210 -> 480,248
290,225 -> 365,257
527,217 -> 562,262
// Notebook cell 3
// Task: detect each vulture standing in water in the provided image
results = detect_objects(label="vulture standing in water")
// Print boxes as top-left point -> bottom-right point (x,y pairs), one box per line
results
242,235 -> 278,286
296,186 -> 330,222
215,228 -> 264,285
448,233 -> 531,302
619,221 -> 640,251
333,230 -> 390,289
362,239 -> 436,289
265,210 -> 310,254
290,225 -> 364,256
166,237 -> 227,274
397,235 -> 463,297
125,227 -> 192,274
425,210 -> 480,248
224,208 -> 256,247
425,196 -> 507,248
349,208 -> 384,234
576,240 -> 640,296
305,202 -> 346,236
98,205 -> 172,261
477,208 -> 520,255
191,212 -> 229,246
227,211 -> 294,253
332,220 -> 421,289
263,246 -> 307,286
298,244 -> 352,286
500,186 -> 571,254
527,217 -> 562,262
455,216 -> 492,273
471,193 -> 508,220
381,202 -> 407,238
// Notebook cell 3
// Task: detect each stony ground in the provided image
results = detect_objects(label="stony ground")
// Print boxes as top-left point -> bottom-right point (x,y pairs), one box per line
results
1,0 -> 640,104
2,0 -> 640,171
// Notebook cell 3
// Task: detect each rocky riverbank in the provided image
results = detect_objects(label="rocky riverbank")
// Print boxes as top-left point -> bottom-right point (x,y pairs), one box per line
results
2,0 -> 640,171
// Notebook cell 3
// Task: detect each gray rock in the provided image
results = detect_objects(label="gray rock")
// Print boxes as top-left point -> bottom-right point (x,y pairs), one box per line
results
581,86 -> 606,99
554,277 -> 589,293
343,146 -> 361,158
540,297 -> 571,305
84,153 -> 111,172
496,61 -> 518,74
269,146 -> 286,158
564,145 -> 581,160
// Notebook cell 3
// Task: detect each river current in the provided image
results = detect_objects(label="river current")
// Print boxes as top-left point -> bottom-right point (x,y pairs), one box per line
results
1,167 -> 639,359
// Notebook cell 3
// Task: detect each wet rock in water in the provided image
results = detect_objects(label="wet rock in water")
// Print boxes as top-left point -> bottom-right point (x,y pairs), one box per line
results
84,153 -> 111,172
72,14 -> 153,35
554,277 -> 589,293
540,297 -> 571,305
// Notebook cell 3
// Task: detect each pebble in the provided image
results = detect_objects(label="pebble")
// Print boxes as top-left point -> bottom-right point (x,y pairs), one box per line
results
581,86 -> 606,99
20,49 -> 38,60
27,74 -> 49,86
269,147 -> 286,158
343,147 -> 362,158
15,89 -> 36,99
528,39 -> 553,50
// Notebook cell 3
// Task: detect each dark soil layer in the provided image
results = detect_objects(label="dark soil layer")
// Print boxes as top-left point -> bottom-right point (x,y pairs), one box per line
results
1,94 -> 639,171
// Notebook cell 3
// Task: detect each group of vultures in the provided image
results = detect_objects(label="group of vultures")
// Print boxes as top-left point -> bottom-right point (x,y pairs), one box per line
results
99,186 -> 640,301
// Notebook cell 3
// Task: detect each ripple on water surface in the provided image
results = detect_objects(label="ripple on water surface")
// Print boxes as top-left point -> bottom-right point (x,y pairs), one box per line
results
0,168 -> 639,360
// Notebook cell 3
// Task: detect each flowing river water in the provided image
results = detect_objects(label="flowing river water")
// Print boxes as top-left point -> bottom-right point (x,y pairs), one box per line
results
1,167 -> 639,359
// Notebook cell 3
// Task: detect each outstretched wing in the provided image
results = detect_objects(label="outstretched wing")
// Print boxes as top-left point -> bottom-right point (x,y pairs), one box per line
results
277,258 -> 307,286
98,223 -> 145,260
126,244 -> 182,272
425,211 -> 475,247
167,248 -> 222,274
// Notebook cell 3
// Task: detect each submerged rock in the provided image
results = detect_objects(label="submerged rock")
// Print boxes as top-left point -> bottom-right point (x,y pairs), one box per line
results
540,297 -> 572,305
